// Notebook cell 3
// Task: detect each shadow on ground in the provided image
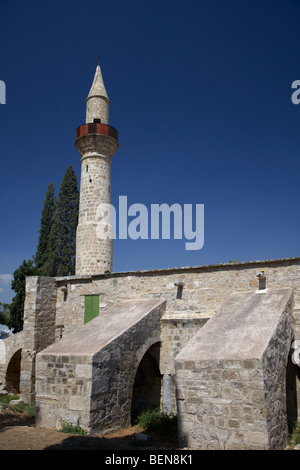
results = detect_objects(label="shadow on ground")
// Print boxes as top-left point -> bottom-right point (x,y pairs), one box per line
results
44,435 -> 129,450
0,407 -> 177,450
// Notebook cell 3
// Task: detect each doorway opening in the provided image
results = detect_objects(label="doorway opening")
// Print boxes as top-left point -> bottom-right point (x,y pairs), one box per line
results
131,342 -> 162,424
5,349 -> 22,393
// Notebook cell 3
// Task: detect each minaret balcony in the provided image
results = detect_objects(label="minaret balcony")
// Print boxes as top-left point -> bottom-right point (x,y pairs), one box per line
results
75,122 -> 119,159
76,122 -> 118,141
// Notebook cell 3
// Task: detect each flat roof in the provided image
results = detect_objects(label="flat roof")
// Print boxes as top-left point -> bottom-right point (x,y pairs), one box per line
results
54,256 -> 300,284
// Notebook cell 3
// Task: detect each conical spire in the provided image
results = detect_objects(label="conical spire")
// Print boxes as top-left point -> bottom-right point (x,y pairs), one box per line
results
87,65 -> 109,102
85,64 -> 110,124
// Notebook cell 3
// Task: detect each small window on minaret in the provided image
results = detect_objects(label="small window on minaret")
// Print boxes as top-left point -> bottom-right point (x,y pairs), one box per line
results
86,165 -> 88,172
93,118 -> 101,123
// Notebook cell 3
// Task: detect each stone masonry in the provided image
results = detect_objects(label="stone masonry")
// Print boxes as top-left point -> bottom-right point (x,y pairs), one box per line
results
20,276 -> 57,404
13,257 -> 299,430
75,65 -> 118,276
52,257 -> 300,417
175,288 -> 294,450
35,299 -> 165,434
85,65 -> 109,125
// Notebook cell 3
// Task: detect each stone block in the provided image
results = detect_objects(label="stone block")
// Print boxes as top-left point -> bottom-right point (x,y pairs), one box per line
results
175,288 -> 294,450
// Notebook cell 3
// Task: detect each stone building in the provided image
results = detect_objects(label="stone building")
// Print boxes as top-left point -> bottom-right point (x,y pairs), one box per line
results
0,65 -> 299,450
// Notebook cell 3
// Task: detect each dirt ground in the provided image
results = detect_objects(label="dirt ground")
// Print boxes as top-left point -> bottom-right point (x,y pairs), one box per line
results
0,407 -> 178,451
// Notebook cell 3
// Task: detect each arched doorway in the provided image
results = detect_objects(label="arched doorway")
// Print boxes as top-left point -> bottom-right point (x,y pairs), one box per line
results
131,342 -> 162,423
5,349 -> 22,393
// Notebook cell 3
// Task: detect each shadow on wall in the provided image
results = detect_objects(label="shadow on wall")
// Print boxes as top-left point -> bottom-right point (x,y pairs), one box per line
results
131,342 -> 162,424
5,349 -> 21,393
286,347 -> 300,433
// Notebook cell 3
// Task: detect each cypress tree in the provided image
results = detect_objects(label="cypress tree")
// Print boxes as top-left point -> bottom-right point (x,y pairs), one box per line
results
8,167 -> 79,332
35,182 -> 56,276
8,259 -> 36,332
48,165 -> 79,276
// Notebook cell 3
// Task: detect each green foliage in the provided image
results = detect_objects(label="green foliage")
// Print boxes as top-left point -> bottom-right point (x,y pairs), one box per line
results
0,394 -> 35,417
59,418 -> 87,435
8,165 -> 79,331
13,401 -> 36,417
47,165 -> 79,277
289,420 -> 300,447
35,182 -> 56,276
135,409 -> 178,439
8,259 -> 36,332
0,394 -> 19,405
294,422 -> 300,445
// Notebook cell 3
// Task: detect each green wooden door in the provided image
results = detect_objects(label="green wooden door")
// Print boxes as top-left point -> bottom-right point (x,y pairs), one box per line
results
84,295 -> 99,323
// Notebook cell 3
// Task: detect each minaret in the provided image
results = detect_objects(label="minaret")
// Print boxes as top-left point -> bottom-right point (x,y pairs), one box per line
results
75,65 -> 119,275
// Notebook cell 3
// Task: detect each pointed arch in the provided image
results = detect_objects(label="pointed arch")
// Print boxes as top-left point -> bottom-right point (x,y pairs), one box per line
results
131,341 -> 162,423
5,348 -> 22,393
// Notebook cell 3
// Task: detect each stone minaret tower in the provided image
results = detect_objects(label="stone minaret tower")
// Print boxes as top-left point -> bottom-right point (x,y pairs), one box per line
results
75,65 -> 119,275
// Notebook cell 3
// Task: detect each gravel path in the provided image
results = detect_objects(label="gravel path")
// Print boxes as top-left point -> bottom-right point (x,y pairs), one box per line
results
0,407 -> 177,450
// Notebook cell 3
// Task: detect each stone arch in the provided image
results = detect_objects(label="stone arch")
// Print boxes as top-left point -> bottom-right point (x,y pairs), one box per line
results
36,299 -> 166,435
0,332 -> 23,392
5,348 -> 22,393
131,341 -> 162,423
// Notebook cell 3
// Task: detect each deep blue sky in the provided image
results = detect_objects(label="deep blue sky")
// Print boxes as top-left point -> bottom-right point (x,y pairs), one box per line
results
1,0 -> 300,303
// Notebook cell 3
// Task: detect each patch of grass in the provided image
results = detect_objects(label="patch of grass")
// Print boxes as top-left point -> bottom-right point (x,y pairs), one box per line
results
59,418 -> 87,435
0,394 -> 35,417
0,394 -> 19,405
135,409 -> 177,440
289,420 -> 300,448
13,401 -> 36,417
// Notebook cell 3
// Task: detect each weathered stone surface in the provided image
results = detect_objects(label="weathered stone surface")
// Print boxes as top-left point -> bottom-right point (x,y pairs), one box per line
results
86,65 -> 109,124
35,299 -> 165,433
20,276 -> 56,404
2,257 -> 300,447
175,288 -> 294,450
75,65 -> 118,276
0,331 -> 23,391
55,258 -> 300,339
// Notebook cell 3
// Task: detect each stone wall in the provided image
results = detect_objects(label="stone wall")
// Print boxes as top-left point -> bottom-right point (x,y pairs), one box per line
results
86,95 -> 109,125
160,314 -> 209,412
50,257 -> 300,418
55,258 -> 300,340
20,276 -> 57,404
160,315 -> 210,375
35,299 -> 165,434
35,353 -> 93,431
75,152 -> 113,276
19,257 -> 300,420
262,306 -> 294,449
174,288 -> 294,450
90,302 -> 164,434
0,331 -> 23,390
